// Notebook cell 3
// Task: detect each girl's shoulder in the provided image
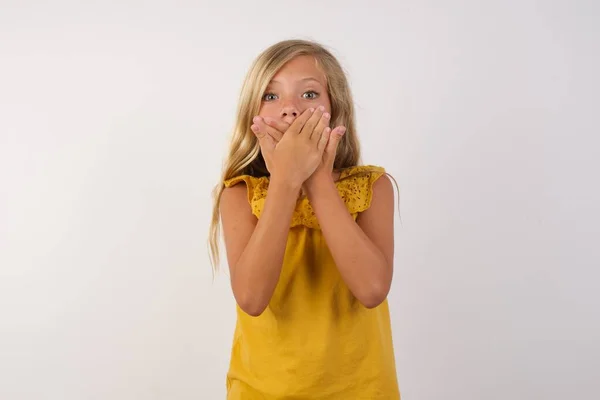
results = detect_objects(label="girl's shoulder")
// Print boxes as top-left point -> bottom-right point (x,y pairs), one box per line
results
223,174 -> 269,199
222,165 -> 388,228
223,164 -> 386,196
337,164 -> 386,180
335,165 -> 389,215
223,164 -> 386,185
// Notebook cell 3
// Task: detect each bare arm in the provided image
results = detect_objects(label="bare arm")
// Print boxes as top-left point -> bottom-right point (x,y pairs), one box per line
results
221,106 -> 332,316
305,174 -> 394,308
220,178 -> 300,316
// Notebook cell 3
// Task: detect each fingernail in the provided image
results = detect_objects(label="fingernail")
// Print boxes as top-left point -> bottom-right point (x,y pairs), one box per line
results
253,116 -> 261,123
318,105 -> 325,111
309,108 -> 315,113
339,126 -> 347,134
323,112 -> 330,119
251,125 -> 258,132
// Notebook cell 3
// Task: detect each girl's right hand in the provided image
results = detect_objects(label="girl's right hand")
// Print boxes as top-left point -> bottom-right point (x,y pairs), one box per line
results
251,106 -> 331,188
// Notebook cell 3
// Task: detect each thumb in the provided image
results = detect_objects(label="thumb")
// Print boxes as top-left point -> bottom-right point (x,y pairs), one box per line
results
252,124 -> 276,151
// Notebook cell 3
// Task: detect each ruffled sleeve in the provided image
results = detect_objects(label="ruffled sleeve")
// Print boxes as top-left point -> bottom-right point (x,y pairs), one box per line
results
336,165 -> 387,215
223,175 -> 269,220
223,165 -> 386,229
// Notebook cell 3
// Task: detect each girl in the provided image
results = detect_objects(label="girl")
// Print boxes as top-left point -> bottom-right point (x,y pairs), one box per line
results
209,39 -> 400,399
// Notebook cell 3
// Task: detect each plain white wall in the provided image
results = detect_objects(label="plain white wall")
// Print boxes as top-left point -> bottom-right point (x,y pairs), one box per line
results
1,0 -> 598,399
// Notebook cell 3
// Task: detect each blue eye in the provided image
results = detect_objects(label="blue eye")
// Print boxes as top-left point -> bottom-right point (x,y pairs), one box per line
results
303,91 -> 319,100
263,93 -> 278,101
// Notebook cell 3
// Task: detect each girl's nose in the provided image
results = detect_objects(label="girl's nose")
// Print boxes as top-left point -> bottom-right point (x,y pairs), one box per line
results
281,106 -> 298,118
281,101 -> 300,118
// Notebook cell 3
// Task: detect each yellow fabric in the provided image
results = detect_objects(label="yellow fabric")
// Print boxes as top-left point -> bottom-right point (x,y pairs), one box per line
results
223,165 -> 400,399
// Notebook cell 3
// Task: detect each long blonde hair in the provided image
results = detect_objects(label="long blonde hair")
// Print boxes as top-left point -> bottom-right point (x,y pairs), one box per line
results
209,39 -> 363,273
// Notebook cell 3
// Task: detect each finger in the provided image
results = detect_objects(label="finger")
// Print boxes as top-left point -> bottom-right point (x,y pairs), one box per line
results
251,123 -> 276,150
299,106 -> 324,138
325,126 -> 346,158
311,111 -> 331,142
263,117 -> 290,134
287,108 -> 315,135
318,127 -> 331,152
251,122 -> 266,139
254,116 -> 283,142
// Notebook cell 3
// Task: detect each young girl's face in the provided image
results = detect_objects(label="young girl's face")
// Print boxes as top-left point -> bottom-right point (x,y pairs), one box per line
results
259,55 -> 331,126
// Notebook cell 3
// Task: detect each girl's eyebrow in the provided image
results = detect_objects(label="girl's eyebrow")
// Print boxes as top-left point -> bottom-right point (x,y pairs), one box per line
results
269,77 -> 324,85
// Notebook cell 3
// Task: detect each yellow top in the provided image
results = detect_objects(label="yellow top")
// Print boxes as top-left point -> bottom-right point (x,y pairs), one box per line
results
223,165 -> 400,400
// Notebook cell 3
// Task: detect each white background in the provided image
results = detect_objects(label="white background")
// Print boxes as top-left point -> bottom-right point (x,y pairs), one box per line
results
1,1 -> 598,399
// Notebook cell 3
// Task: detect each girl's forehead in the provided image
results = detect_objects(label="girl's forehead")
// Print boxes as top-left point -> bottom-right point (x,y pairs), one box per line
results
270,55 -> 326,85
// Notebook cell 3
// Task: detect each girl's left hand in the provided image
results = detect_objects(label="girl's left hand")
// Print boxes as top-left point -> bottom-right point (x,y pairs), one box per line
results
252,116 -> 346,182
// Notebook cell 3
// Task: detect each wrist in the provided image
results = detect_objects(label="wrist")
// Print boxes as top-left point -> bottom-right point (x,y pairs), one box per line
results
269,173 -> 303,195
305,171 -> 334,197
